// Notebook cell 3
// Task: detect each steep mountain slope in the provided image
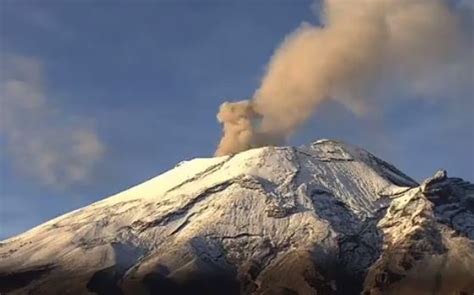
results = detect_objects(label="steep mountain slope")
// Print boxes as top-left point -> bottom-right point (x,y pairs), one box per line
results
0,139 -> 472,295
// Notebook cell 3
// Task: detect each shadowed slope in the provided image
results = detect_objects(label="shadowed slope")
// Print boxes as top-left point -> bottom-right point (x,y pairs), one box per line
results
1,140 -> 471,295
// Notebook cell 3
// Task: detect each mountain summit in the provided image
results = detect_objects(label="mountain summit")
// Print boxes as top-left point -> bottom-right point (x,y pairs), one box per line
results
1,140 -> 473,295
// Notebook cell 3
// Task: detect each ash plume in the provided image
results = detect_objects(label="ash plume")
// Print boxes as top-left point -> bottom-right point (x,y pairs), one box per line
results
215,100 -> 259,156
215,0 -> 472,156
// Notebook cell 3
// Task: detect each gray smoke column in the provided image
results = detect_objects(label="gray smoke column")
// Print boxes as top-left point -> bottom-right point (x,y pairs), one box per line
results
215,0 -> 472,156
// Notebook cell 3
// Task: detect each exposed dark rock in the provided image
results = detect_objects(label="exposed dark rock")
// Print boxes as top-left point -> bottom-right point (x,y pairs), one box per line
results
0,264 -> 55,293
1,141 -> 472,295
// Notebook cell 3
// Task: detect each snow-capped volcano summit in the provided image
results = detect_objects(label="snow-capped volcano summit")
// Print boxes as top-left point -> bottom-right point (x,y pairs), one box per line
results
1,140 -> 473,295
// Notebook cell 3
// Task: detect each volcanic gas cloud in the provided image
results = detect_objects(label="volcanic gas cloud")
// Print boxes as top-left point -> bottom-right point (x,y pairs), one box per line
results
215,0 -> 472,156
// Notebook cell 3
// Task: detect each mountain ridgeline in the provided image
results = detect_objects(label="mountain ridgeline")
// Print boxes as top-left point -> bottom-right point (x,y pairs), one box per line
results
1,140 -> 473,294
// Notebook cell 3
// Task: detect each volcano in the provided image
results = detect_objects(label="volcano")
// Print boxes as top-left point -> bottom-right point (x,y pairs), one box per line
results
1,139 -> 473,295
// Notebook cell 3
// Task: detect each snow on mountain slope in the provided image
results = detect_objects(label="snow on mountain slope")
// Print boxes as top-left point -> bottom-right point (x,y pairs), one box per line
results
0,140 -> 472,295
364,170 -> 474,294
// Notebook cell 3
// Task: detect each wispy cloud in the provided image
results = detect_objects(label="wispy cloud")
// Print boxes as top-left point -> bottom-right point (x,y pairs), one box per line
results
0,55 -> 105,187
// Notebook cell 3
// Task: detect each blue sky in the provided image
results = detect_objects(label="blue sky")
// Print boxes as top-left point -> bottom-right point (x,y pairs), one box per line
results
0,0 -> 473,239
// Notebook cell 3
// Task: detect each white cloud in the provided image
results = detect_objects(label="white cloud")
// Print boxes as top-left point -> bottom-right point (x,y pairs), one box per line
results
0,55 -> 105,187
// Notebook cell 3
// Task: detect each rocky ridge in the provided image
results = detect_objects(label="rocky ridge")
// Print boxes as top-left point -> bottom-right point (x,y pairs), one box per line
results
0,139 -> 472,295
